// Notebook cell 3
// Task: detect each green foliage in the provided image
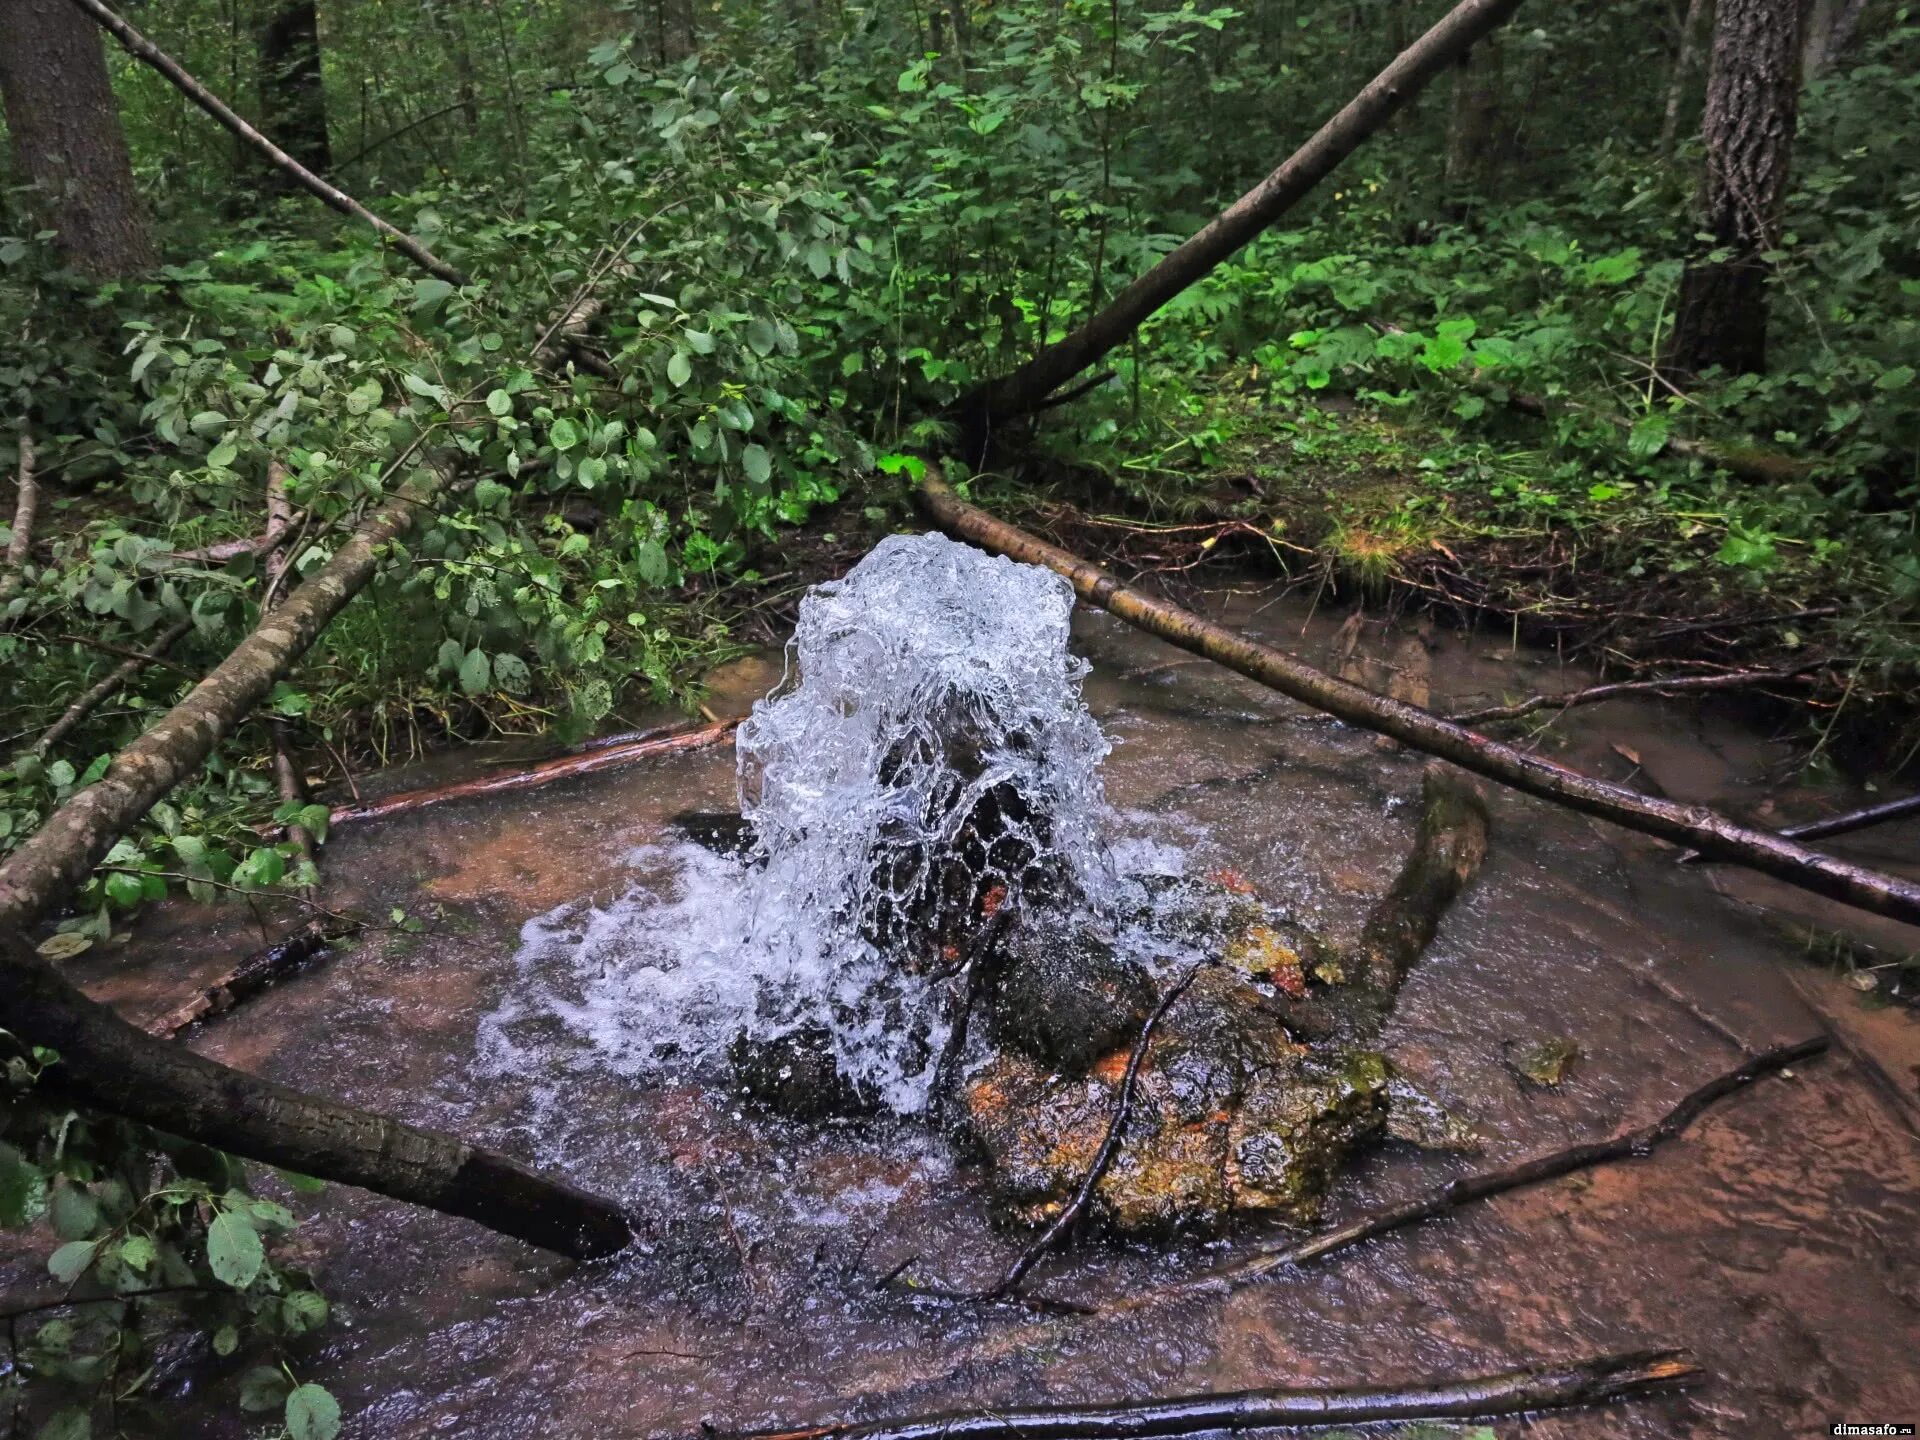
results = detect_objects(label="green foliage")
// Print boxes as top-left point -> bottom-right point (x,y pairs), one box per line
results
0,1035 -> 336,1434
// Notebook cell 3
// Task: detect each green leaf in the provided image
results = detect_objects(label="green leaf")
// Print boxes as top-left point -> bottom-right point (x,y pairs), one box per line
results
238,1365 -> 289,1413
189,410 -> 229,435
0,1142 -> 48,1226
411,277 -> 455,312
207,438 -> 239,470
486,388 -> 513,416
171,834 -> 208,865
286,1384 -> 342,1440
49,1182 -> 101,1241
402,372 -> 448,403
634,540 -> 670,587
47,1239 -> 96,1285
207,1209 -> 264,1289
212,1323 -> 239,1356
549,417 -> 581,451
741,444 -> 772,486
875,453 -> 926,482
1627,412 -> 1671,459
745,318 -> 778,357
458,648 -> 492,697
103,871 -> 144,910
667,351 -> 693,387
275,1168 -> 326,1195
118,1235 -> 157,1272
577,455 -> 607,488
491,653 -> 531,695
1876,364 -> 1916,391
281,1289 -> 330,1336
47,759 -> 75,789
38,1409 -> 90,1440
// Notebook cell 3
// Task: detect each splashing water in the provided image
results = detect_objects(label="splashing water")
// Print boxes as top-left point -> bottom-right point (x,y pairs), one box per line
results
481,533 -> 1135,1113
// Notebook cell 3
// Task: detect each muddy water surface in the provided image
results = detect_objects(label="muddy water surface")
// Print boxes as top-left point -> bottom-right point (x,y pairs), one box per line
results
51,584 -> 1920,1436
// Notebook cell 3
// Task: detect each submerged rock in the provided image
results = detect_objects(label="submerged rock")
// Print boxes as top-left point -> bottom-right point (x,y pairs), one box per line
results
983,918 -> 1155,1073
730,1024 -> 880,1119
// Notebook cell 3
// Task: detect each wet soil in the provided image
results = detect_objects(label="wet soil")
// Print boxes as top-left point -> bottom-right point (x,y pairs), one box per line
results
25,581 -> 1920,1437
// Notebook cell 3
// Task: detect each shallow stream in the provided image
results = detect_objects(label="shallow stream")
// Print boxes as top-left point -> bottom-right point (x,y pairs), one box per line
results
37,567 -> 1920,1436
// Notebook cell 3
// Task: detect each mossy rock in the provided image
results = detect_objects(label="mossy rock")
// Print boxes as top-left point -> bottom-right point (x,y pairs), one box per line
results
983,920 -> 1156,1074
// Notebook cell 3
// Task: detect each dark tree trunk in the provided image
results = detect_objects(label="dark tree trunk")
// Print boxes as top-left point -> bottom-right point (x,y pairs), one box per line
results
1443,34 -> 1504,199
1664,0 -> 1806,379
258,0 -> 332,183
0,0 -> 155,276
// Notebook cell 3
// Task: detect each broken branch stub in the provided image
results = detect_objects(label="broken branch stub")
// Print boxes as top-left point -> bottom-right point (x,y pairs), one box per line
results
917,478 -> 1920,928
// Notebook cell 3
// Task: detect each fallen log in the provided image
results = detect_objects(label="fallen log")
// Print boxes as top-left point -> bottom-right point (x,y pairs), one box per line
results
1449,665 -> 1821,726
145,918 -> 349,1039
2,926 -> 634,1258
1086,1035 -> 1823,1312
726,1348 -> 1702,1440
63,0 -> 465,287
959,0 -> 1528,446
34,618 -> 193,759
0,462 -> 448,932
325,719 -> 738,829
917,478 -> 1920,928
1348,763 -> 1489,997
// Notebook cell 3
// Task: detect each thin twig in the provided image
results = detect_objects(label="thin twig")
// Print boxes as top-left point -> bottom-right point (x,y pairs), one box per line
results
988,961 -> 1205,1299
1449,664 -> 1822,726
722,1348 -> 1705,1440
52,633 -> 198,679
35,619 -> 193,759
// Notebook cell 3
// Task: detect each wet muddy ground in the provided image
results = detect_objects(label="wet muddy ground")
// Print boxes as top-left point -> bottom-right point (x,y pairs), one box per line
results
24,578 -> 1920,1437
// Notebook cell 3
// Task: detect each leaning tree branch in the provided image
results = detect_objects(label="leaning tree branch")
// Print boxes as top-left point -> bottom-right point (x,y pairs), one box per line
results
917,478 -> 1920,928
63,0 -> 466,287
34,619 -> 193,760
1677,792 -> 1920,865
1449,664 -> 1822,726
1,927 -> 632,1258
960,0 -> 1527,439
1085,1035 -> 1824,1314
725,1348 -> 1703,1440
0,461 -> 450,932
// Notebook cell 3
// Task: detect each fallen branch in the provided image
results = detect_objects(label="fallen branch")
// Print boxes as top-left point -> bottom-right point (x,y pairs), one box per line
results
917,478 -> 1920,928
1449,665 -> 1821,726
34,618 -> 193,759
926,904 -> 1018,1126
1677,792 -> 1920,865
325,719 -> 737,829
2,927 -> 633,1258
1,427 -> 38,607
0,461 -> 450,932
960,0 -> 1527,441
725,1348 -> 1703,1440
145,919 -> 350,1039
1347,763 -> 1489,999
988,961 -> 1205,1300
167,517 -> 302,566
52,632 -> 198,678
64,0 -> 466,287
1091,1036 -> 1823,1311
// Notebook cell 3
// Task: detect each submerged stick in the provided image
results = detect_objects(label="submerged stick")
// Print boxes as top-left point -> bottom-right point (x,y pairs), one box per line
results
917,477 -> 1920,928
1450,665 -> 1820,726
987,961 -> 1205,1299
1677,792 -> 1920,865
727,1348 -> 1702,1440
146,919 -> 351,1039
1088,1035 -> 1824,1311
325,719 -> 737,828
64,0 -> 466,286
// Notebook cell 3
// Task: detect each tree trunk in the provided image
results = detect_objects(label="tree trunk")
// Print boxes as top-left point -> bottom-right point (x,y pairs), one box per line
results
916,477 -> 1920,928
257,0 -> 332,184
1,927 -> 634,1258
957,0 -> 1529,456
1659,0 -> 1713,158
1442,34 -> 1504,198
1664,0 -> 1806,379
1801,0 -> 1869,79
0,0 -> 155,277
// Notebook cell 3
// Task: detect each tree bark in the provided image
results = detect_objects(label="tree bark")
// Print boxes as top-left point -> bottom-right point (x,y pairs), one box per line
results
0,463 -> 449,933
257,0 -> 332,185
1,927 -> 634,1258
64,0 -> 465,286
957,0 -> 1528,453
1,428 -> 40,608
916,478 -> 1920,928
1443,34 -> 1504,198
0,0 -> 155,277
1801,0 -> 1870,79
1664,0 -> 1806,379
